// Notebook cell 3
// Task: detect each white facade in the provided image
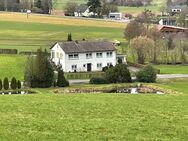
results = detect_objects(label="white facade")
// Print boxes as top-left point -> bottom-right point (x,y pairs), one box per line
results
74,7 -> 94,17
109,12 -> 122,20
51,43 -> 117,72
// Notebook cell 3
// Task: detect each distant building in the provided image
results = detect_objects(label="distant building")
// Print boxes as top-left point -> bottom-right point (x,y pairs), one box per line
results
109,12 -> 122,20
159,18 -> 176,26
74,4 -> 94,17
158,25 -> 187,33
51,40 -> 126,72
170,5 -> 188,15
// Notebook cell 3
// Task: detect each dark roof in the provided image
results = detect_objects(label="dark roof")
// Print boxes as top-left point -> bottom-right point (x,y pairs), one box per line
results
57,41 -> 116,53
76,4 -> 88,13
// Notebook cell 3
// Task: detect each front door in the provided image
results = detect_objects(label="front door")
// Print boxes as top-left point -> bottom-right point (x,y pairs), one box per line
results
87,63 -> 92,72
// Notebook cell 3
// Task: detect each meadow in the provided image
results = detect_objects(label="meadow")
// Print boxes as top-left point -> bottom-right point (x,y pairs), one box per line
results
0,79 -> 188,141
0,13 -> 126,52
54,0 -> 165,15
154,65 -> 188,74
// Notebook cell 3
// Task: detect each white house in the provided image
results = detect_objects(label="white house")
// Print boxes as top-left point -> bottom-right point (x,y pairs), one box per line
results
74,4 -> 94,17
50,40 -> 126,72
109,12 -> 122,20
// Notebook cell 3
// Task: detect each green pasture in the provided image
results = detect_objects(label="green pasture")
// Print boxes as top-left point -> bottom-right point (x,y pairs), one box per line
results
0,55 -> 26,80
153,65 -> 188,74
0,79 -> 188,140
0,20 -> 125,52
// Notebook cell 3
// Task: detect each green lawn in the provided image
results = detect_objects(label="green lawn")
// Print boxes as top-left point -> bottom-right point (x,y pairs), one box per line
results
153,65 -> 188,74
0,55 -> 26,80
0,20 -> 125,52
0,79 -> 188,140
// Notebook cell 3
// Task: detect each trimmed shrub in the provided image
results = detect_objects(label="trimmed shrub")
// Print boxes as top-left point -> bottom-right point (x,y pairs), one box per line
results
105,64 -> 132,83
3,77 -> 9,90
17,80 -> 21,89
90,77 -> 109,84
57,69 -> 69,87
11,77 -> 17,90
136,65 -> 157,83
0,79 -> 2,90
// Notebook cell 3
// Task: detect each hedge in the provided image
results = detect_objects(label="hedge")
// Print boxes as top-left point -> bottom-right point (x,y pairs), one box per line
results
0,49 -> 17,54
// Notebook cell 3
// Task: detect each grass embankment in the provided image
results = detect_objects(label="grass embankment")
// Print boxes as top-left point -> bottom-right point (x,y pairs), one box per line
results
0,79 -> 188,140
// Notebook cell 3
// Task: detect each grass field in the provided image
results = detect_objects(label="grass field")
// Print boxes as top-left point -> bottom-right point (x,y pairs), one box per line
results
0,13 -> 126,52
0,79 -> 188,140
54,0 -> 164,14
0,55 -> 26,80
153,65 -> 188,74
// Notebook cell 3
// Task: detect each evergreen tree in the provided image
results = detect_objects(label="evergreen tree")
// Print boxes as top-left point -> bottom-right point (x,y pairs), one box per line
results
24,49 -> 54,88
3,77 -> 9,90
57,69 -> 69,87
0,79 -> 2,90
35,0 -> 42,9
87,0 -> 101,17
17,80 -> 21,89
11,77 -> 17,90
67,33 -> 72,41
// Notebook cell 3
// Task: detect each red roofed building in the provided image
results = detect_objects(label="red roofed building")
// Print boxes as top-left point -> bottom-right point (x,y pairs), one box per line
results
158,25 -> 187,33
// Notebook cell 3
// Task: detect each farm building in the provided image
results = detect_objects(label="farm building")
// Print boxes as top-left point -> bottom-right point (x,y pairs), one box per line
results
159,18 -> 176,26
50,40 -> 126,72
158,25 -> 187,33
109,12 -> 122,20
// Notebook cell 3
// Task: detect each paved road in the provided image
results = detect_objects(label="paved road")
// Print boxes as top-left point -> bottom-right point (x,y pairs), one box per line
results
69,74 -> 188,84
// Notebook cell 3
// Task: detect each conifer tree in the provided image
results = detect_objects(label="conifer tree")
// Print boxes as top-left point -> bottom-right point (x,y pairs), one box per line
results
11,77 -> 17,90
0,79 -> 2,90
3,77 -> 9,90
57,69 -> 69,87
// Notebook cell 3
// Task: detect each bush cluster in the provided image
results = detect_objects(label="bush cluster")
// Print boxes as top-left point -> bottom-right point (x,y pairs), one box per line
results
90,64 -> 132,84
136,65 -> 157,83
0,77 -> 22,91
90,77 -> 109,84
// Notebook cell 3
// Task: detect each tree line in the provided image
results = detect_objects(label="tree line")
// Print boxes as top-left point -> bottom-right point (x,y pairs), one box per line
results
0,0 -> 55,14
125,19 -> 188,65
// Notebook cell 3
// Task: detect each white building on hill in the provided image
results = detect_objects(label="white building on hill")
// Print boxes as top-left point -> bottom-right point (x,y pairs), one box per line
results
50,40 -> 126,72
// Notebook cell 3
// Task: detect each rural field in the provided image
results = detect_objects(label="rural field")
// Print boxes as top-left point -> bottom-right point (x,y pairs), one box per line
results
0,79 -> 188,140
0,12 -> 187,80
0,6 -> 188,141
0,12 -> 126,80
54,0 -> 165,14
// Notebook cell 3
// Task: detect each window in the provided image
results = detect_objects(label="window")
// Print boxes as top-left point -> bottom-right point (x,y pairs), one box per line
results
51,51 -> 55,58
107,62 -> 112,67
56,52 -> 59,58
96,52 -> 103,58
69,54 -> 79,59
97,63 -> 102,69
83,64 -> 86,67
60,53 -> 63,59
86,53 -> 92,59
107,52 -> 113,57
72,65 -> 77,71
